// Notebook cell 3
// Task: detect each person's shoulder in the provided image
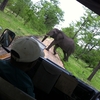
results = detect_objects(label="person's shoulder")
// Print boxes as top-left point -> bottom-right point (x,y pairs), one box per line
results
0,60 -> 6,64
0,60 -> 11,69
18,70 -> 32,83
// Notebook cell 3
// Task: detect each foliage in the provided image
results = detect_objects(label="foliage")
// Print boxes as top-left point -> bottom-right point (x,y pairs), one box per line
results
0,0 -> 3,3
0,10 -> 38,36
5,0 -> 64,34
33,0 -> 64,32
70,9 -> 100,68
62,26 -> 75,38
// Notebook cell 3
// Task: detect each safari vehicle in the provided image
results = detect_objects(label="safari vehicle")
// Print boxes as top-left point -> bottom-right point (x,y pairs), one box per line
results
0,29 -> 100,100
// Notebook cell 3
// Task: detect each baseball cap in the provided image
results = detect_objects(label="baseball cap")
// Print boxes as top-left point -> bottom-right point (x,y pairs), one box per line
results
11,37 -> 44,62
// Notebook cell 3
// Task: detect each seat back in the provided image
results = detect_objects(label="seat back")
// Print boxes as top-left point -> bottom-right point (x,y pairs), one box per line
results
0,77 -> 36,100
32,58 -> 62,94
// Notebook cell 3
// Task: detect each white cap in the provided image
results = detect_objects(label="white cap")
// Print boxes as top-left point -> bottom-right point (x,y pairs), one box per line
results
11,37 -> 44,62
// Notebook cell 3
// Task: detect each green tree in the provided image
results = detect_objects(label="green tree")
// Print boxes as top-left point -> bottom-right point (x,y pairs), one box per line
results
34,0 -> 64,31
73,9 -> 100,68
62,26 -> 75,38
7,0 -> 64,33
8,0 -> 32,17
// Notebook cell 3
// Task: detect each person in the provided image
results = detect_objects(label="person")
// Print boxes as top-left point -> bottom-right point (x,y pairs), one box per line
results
0,36 -> 44,98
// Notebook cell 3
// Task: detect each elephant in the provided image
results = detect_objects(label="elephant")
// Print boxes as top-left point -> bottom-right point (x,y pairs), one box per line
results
42,28 -> 75,61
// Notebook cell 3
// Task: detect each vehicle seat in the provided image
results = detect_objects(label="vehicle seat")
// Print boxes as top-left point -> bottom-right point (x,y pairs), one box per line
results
32,58 -> 62,93
0,77 -> 36,100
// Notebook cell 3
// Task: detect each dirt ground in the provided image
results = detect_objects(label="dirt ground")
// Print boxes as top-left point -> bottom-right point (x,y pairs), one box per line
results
39,38 -> 64,68
0,37 -> 64,68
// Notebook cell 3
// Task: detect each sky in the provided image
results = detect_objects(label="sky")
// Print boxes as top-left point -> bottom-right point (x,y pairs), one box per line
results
57,0 -> 86,28
32,0 -> 86,28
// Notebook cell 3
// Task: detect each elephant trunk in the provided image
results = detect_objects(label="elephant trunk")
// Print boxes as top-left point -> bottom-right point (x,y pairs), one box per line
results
42,35 -> 49,42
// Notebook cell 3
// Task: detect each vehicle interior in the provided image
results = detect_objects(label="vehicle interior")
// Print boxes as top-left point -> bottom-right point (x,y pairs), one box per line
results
26,57 -> 98,100
0,77 -> 36,100
0,1 -> 100,100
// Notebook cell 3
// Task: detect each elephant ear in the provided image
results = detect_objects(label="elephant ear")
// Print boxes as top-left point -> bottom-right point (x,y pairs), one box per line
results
53,28 -> 58,34
56,30 -> 64,40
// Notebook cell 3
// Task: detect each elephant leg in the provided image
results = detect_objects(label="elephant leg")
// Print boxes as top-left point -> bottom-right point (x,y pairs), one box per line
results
63,51 -> 72,61
63,51 -> 69,61
53,44 -> 59,55
46,40 -> 58,51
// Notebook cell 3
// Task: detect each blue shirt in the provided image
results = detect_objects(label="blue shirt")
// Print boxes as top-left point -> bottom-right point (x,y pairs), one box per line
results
0,60 -> 35,98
